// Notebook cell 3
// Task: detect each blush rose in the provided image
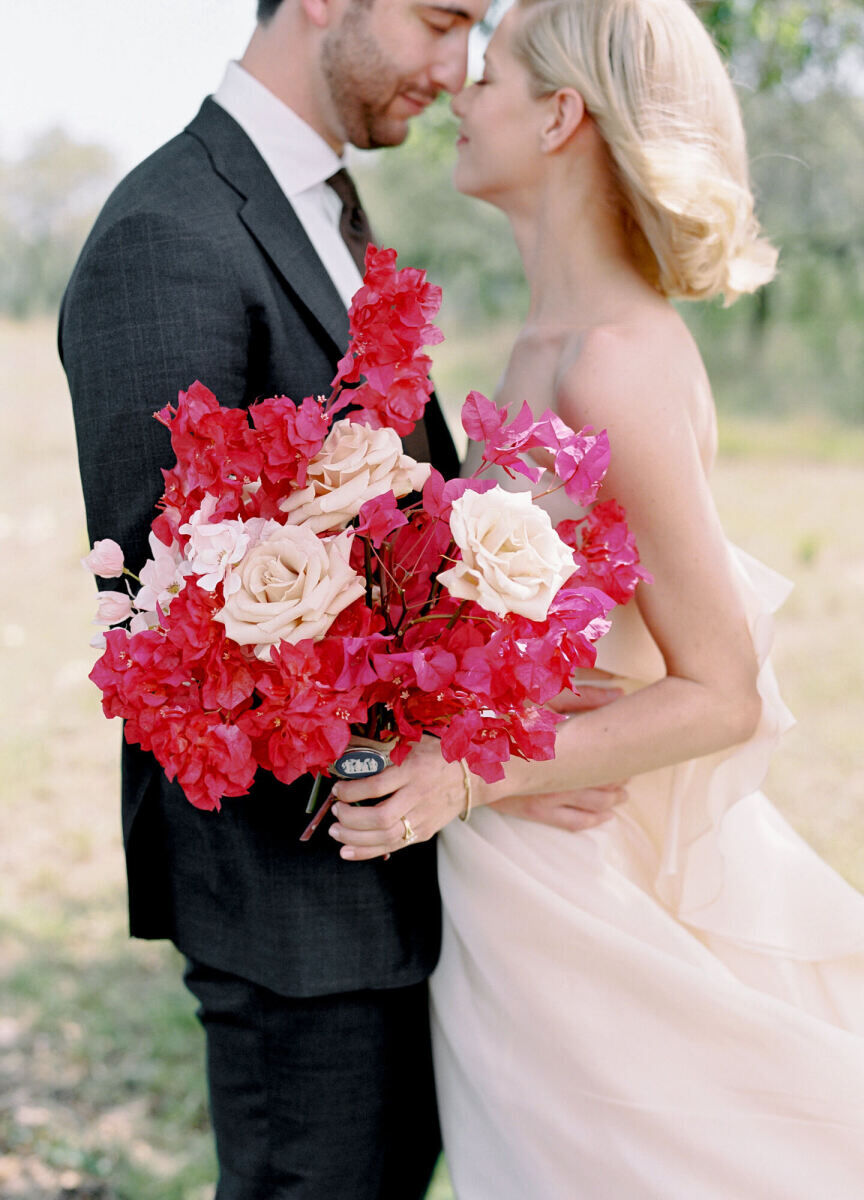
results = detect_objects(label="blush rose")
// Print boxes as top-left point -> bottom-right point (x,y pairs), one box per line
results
278,421 -> 431,533
215,527 -> 365,659
438,485 -> 576,622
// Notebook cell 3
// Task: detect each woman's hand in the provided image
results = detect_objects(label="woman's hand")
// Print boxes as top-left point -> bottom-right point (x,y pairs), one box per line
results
327,735 -> 470,861
328,682 -> 631,859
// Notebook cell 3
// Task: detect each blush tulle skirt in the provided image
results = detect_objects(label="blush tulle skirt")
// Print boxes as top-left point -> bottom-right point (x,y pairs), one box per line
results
430,548 -> 864,1199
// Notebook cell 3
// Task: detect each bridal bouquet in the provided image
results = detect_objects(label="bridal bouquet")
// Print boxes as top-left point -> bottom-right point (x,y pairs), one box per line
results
83,247 -> 648,823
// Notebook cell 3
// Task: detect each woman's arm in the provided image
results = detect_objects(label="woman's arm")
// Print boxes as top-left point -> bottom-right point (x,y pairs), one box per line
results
329,322 -> 761,858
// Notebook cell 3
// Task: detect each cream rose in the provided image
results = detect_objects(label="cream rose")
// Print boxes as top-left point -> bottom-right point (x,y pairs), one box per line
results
279,420 -> 431,533
215,527 -> 365,658
438,485 -> 575,622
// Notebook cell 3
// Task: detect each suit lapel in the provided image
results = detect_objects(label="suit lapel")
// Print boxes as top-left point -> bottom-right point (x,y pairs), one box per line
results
238,193 -> 350,354
185,99 -> 349,358
184,99 -> 457,472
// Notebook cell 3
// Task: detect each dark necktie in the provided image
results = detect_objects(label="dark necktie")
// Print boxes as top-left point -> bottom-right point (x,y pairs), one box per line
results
326,167 -> 374,275
326,168 -> 431,465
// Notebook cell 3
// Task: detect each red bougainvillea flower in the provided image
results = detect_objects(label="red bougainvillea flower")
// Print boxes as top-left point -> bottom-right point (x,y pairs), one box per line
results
346,361 -> 434,436
330,246 -> 443,437
86,245 -> 649,823
150,707 -> 257,811
558,499 -> 652,604
155,382 -> 266,537
250,394 -> 330,489
239,686 -> 367,787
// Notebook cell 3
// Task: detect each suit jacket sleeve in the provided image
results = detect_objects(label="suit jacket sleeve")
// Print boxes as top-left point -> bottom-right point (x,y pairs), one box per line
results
61,209 -> 251,576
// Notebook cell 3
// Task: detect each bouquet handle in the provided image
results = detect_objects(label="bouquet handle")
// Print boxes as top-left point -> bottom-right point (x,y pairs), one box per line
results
298,737 -> 395,842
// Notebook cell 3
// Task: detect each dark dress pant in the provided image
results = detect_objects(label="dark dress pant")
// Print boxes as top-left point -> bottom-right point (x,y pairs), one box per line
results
184,959 -> 441,1200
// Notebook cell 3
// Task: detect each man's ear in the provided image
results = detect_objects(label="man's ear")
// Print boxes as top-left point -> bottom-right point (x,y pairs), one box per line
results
540,88 -> 587,153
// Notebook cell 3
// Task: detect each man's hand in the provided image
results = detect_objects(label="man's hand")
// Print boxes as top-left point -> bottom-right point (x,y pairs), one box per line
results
496,673 -> 628,829
547,671 -> 625,715
489,782 -> 628,831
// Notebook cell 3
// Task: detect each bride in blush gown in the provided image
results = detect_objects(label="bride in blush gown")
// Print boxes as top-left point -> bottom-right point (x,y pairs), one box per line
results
327,0 -> 864,1194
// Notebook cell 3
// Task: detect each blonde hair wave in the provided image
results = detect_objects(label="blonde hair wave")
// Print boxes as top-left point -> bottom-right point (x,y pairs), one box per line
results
514,0 -> 777,304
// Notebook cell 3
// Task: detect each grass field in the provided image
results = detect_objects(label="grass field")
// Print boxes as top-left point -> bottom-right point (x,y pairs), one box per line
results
1,318 -> 862,1198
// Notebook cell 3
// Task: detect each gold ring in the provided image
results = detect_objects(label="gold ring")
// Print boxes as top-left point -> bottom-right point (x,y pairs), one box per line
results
400,816 -> 417,845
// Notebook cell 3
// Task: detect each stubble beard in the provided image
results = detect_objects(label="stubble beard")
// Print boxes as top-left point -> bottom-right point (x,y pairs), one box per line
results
320,12 -> 410,149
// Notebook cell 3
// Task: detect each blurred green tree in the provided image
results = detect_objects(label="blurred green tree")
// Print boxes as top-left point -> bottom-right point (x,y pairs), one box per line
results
357,0 -> 864,421
4,3 -> 861,417
688,84 -> 864,422
0,129 -> 118,318
694,0 -> 864,92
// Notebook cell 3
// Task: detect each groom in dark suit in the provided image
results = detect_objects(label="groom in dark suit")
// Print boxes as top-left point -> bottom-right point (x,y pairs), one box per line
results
61,0 -> 626,1194
60,0 -> 488,1195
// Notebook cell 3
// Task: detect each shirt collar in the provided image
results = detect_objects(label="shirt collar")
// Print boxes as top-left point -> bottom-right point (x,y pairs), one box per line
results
212,61 -> 345,197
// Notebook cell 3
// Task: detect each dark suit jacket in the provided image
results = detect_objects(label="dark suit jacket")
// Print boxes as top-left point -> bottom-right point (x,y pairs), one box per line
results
60,98 -> 457,998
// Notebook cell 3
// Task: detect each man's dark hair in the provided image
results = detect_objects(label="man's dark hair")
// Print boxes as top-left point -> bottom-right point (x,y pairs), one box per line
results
257,0 -> 285,22
257,0 -> 371,20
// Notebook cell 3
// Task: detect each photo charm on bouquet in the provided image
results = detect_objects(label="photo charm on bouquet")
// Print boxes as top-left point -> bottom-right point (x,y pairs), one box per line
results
82,247 -> 649,836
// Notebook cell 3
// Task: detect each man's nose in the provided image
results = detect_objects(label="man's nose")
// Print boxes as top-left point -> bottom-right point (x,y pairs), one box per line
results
428,36 -> 470,95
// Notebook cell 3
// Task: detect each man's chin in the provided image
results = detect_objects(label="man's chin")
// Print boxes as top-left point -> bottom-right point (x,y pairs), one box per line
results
363,116 -> 411,150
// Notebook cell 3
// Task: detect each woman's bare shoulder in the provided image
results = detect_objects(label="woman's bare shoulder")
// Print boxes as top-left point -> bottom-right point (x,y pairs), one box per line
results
555,304 -> 715,458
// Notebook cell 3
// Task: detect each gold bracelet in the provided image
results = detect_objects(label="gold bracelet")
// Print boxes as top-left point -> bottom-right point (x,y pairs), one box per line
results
458,759 -> 473,823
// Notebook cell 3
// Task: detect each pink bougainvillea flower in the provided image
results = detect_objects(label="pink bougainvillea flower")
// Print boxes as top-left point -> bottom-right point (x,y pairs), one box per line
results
355,491 -> 408,548
540,420 -> 610,507
135,532 -> 195,614
94,590 -> 134,626
85,247 -> 647,822
82,539 -> 125,578
466,399 -> 544,484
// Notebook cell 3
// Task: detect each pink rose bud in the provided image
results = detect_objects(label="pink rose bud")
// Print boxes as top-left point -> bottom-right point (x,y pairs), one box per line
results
82,539 -> 125,578
94,591 -> 133,626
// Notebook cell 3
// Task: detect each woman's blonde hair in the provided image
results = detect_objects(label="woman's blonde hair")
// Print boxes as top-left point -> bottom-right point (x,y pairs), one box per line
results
514,0 -> 777,303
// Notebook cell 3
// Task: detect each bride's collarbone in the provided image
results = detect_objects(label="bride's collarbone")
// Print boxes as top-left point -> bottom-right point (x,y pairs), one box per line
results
496,329 -> 574,417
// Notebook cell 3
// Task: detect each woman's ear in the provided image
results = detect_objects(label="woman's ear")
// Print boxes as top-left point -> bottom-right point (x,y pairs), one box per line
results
540,88 -> 587,152
301,0 -> 331,29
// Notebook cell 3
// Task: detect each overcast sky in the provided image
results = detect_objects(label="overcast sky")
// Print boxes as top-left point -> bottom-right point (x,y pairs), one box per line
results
1,0 -> 261,167
1,0 -> 491,171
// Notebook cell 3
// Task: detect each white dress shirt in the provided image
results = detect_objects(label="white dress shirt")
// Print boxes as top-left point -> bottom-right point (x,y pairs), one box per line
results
213,61 -> 363,309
